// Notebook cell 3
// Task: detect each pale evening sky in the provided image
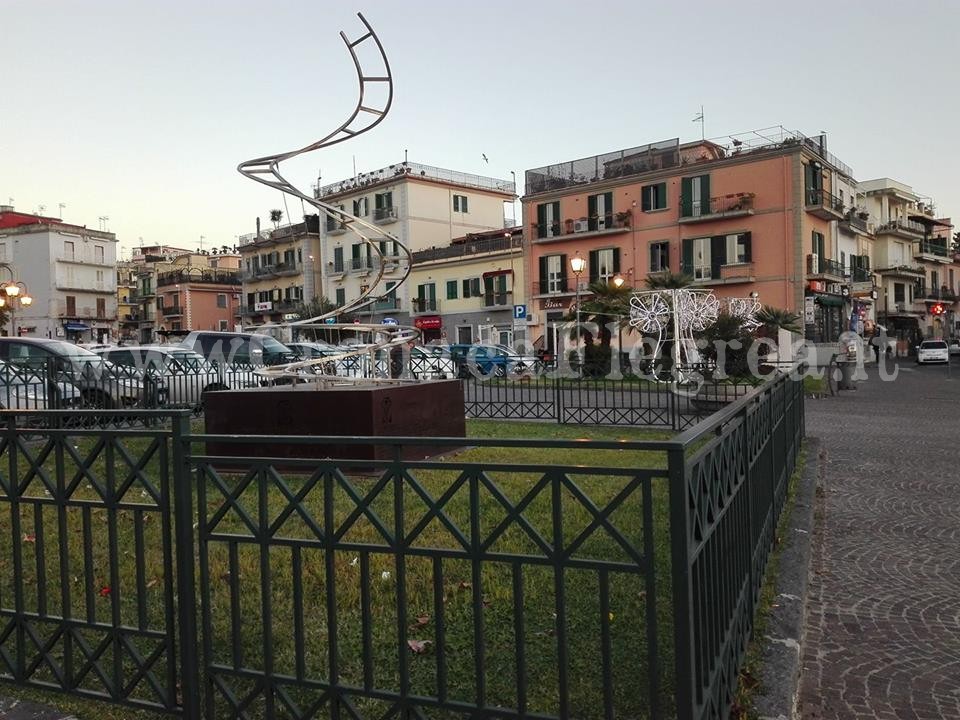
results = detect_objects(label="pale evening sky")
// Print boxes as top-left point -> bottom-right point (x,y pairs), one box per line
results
3,0 -> 958,255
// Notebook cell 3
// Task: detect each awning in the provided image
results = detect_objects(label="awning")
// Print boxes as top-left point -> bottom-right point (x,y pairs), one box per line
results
812,294 -> 843,307
64,322 -> 90,331
482,269 -> 513,278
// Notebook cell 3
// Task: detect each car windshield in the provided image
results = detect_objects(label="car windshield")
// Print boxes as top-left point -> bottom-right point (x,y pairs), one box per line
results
922,341 -> 948,349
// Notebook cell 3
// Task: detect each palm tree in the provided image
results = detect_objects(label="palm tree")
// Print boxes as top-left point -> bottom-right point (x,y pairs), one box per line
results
566,281 -> 634,376
645,270 -> 693,289
756,306 -> 802,335
269,209 -> 283,229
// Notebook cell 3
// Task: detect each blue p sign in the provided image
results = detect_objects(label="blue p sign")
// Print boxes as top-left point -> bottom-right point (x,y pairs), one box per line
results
513,304 -> 527,320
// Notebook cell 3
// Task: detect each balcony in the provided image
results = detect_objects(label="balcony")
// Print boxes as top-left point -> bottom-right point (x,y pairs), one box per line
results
157,269 -> 241,287
327,260 -> 346,276
411,298 -> 440,314
412,235 -> 521,264
875,218 -> 926,239
678,193 -> 756,223
57,253 -> 113,267
915,286 -> 959,303
876,263 -> 925,278
370,297 -> 401,312
532,214 -> 631,243
121,313 -> 140,324
274,260 -> 301,276
914,241 -> 951,263
483,290 -> 513,308
350,257 -> 374,274
848,267 -> 873,283
55,280 -> 116,294
531,280 -> 572,296
162,306 -> 183,317
315,161 -> 515,200
804,188 -> 845,220
326,217 -> 349,235
807,254 -> 845,279
680,262 -> 756,285
242,299 -> 300,316
373,206 -> 398,224
839,212 -> 871,235
58,305 -> 115,321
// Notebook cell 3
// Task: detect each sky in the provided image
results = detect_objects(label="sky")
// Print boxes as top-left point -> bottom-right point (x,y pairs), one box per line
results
3,0 -> 958,256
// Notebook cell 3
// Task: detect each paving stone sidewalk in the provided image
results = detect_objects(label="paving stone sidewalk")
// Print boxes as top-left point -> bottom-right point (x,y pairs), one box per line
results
799,362 -> 960,719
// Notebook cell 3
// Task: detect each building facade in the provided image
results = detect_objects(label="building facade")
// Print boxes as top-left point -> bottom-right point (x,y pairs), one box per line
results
156,257 -> 242,338
520,130 -> 860,355
116,261 -> 140,343
238,215 -> 321,327
0,206 -> 118,342
314,160 -> 515,326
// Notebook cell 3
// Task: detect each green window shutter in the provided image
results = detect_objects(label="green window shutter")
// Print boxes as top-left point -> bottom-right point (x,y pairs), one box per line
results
559,254 -> 568,291
603,192 -> 613,224
536,204 -> 546,238
462,279 -> 470,298
352,244 -> 361,259
588,195 -> 598,229
588,249 -> 599,284
682,239 -> 693,274
539,256 -> 548,291
700,175 -> 711,212
742,232 -> 752,262
710,235 -> 725,274
446,280 -> 457,300
471,278 -> 481,296
551,202 -> 560,234
657,182 -> 667,209
613,248 -> 621,274
483,276 -> 494,293
496,274 -> 507,293
681,177 -> 692,216
863,254 -> 870,270
641,185 -> 652,212
417,284 -> 426,301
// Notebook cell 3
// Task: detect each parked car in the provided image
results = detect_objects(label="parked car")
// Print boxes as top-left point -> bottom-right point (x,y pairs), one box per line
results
949,338 -> 960,356
444,343 -> 544,378
0,358 -> 83,409
95,345 -> 257,408
180,331 -> 297,367
0,338 -> 164,408
410,346 -> 457,379
916,339 -> 950,365
287,341 -> 347,376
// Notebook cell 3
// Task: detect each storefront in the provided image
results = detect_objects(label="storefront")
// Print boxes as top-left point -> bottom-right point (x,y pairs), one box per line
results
414,315 -> 443,343
804,286 -> 844,344
63,321 -> 91,343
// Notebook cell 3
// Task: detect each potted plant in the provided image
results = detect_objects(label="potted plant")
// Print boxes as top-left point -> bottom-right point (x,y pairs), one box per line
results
615,209 -> 632,227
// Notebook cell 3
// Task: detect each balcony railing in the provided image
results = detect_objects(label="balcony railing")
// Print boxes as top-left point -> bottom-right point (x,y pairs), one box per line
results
161,306 -> 183,316
533,215 -> 631,241
157,269 -> 241,286
531,280 -> 571,295
243,299 -> 301,315
411,298 -> 440,313
848,267 -> 873,283
371,297 -> 401,312
915,241 -> 950,258
915,286 -> 958,302
804,188 -> 844,217
374,206 -> 398,223
239,218 -> 320,246
679,193 -> 756,221
325,216 -> 348,234
350,257 -> 374,273
839,213 -> 871,234
483,291 -> 513,308
807,255 -> 844,277
315,161 -> 515,199
121,313 -> 139,323
876,218 -> 926,236
412,235 -> 521,264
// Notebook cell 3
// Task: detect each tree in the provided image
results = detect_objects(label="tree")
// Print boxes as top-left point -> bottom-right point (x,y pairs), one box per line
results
290,296 -> 352,343
0,305 -> 10,336
645,270 -> 693,290
269,209 -> 283,229
697,311 -> 755,380
755,306 -> 802,336
566,281 -> 635,376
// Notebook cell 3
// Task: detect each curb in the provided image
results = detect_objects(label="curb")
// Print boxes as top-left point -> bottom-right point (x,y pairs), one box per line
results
0,697 -> 78,720
752,436 -> 823,720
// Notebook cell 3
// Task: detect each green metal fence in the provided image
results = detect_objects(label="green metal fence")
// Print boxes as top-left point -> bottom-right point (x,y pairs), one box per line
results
0,369 -> 804,719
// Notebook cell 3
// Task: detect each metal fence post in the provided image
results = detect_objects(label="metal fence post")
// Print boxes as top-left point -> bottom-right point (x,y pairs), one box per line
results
667,444 -> 695,720
171,414 -> 202,719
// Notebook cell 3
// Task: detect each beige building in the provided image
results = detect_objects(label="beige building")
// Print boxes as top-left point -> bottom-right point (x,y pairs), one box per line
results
313,160 -> 516,325
862,178 -> 957,346
116,261 -> 139,343
238,216 -> 321,326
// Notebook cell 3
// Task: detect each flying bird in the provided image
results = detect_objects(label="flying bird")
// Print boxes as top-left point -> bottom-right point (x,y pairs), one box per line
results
482,153 -> 489,163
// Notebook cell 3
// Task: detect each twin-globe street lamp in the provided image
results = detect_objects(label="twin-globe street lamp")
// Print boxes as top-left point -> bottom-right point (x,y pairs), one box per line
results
0,264 -> 33,337
570,253 -> 586,372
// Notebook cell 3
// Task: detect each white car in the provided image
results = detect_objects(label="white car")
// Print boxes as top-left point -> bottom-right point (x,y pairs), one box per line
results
0,360 -> 83,409
916,340 -> 950,365
949,339 -> 960,356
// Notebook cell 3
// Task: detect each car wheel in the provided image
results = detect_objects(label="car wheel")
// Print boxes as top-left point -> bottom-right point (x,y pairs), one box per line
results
81,389 -> 113,409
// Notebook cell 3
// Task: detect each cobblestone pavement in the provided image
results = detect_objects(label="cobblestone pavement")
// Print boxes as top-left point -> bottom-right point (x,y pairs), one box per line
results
799,361 -> 960,719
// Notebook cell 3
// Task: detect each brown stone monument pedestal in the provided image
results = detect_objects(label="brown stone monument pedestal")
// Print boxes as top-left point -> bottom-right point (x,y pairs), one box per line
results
203,380 -> 466,463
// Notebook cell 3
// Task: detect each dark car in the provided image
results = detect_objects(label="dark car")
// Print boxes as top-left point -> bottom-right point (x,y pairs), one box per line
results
444,343 -> 543,378
179,331 -> 296,367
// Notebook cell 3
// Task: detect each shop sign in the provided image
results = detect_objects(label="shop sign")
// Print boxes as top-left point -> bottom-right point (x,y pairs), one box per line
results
543,299 -> 567,310
850,281 -> 873,296
414,316 -> 442,330
807,280 -> 825,292
254,301 -> 273,311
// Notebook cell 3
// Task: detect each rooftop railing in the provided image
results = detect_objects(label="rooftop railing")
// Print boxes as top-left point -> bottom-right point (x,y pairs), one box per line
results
314,161 -> 515,198
412,234 -> 521,264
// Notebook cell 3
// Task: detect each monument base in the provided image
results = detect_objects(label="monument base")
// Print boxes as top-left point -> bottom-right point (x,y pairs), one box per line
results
203,380 -> 466,463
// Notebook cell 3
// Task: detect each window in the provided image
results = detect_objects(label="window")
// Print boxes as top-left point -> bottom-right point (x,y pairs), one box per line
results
587,192 -> 613,230
461,277 -> 482,298
681,175 -> 710,217
538,254 -> 567,294
691,237 -> 712,280
353,197 -> 369,216
804,162 -> 823,198
536,201 -> 561,238
379,239 -> 398,258
217,293 -> 227,308
682,233 -> 752,278
96,298 -> 106,317
417,283 -> 437,312
446,280 -> 458,300
589,247 -> 619,284
650,242 -> 670,272
483,274 -> 509,306
453,194 -> 468,213
812,231 -> 825,258
724,233 -> 750,265
931,270 -> 939,291
333,246 -> 344,272
94,245 -> 104,263
840,251 -> 846,272
66,296 -> 76,315
96,270 -> 104,284
641,183 -> 668,212
375,192 -> 394,220
219,320 -> 229,331
335,288 -> 346,306
351,243 -> 371,270
63,241 -> 75,260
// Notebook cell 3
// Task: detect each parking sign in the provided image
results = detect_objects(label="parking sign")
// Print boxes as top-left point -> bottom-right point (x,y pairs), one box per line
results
513,304 -> 527,320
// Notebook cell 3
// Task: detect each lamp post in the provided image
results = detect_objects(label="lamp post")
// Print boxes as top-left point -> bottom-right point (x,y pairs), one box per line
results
0,263 -> 33,338
570,253 -> 586,373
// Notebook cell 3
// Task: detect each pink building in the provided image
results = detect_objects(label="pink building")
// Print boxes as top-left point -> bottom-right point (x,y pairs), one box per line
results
156,258 -> 241,338
521,130 -> 859,355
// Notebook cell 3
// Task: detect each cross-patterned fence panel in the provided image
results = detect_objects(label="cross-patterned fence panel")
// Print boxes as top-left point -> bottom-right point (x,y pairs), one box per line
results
192,435 -> 671,719
0,411 -> 192,715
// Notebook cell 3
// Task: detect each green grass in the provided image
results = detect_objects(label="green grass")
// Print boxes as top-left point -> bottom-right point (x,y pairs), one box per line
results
0,419 -> 675,719
802,375 -> 827,395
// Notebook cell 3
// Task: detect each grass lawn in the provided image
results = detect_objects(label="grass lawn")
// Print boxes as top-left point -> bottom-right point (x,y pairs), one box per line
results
0,418 -> 676,719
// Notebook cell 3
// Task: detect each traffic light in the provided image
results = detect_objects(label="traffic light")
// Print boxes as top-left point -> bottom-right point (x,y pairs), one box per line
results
930,303 -> 946,316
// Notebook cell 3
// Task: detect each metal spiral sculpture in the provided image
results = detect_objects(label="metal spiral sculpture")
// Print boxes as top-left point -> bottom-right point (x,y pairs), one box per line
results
238,13 -> 419,382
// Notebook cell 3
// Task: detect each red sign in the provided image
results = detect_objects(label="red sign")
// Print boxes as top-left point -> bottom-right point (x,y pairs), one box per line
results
807,280 -> 825,292
414,316 -> 442,330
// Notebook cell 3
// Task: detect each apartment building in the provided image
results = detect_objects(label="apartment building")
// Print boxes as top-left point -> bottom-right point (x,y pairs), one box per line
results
862,178 -> 957,345
116,261 -> 140,343
156,254 -> 242,337
0,205 -> 118,342
314,160 -> 515,324
520,128 -> 859,354
406,227 -> 524,344
238,215 -> 320,326
131,245 -> 193,343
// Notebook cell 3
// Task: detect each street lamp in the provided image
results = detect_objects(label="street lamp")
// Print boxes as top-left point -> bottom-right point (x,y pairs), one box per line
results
570,253 -> 586,372
613,275 -> 625,288
0,264 -> 32,337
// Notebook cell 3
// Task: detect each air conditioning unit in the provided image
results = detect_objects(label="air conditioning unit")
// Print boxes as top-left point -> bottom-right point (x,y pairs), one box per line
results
809,253 -> 819,273
573,219 -> 590,233
526,313 -> 538,324
596,216 -> 607,230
